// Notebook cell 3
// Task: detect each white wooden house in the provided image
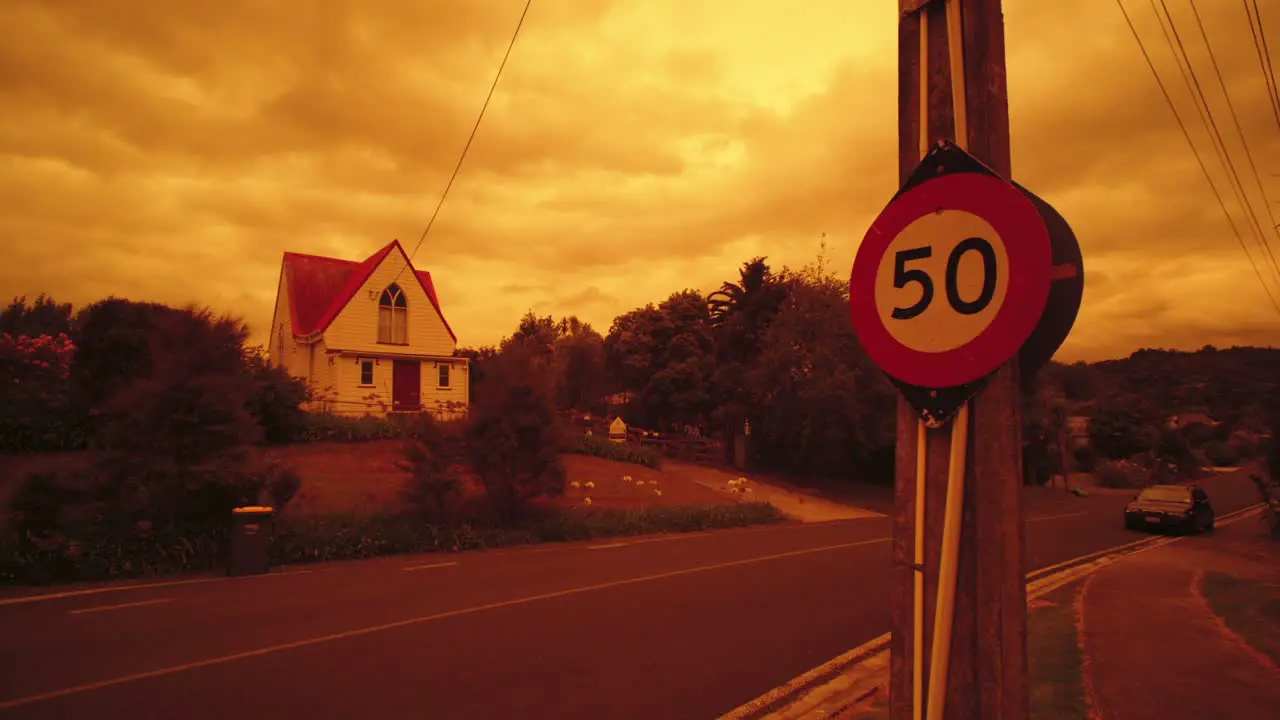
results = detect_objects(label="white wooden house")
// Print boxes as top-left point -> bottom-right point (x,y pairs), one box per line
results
268,240 -> 469,417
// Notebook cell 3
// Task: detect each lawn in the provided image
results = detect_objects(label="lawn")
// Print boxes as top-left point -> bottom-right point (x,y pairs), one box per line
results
2,440 -> 753,523
1201,570 -> 1280,667
836,582 -> 1090,720
256,439 -> 740,516
1027,585 -> 1090,720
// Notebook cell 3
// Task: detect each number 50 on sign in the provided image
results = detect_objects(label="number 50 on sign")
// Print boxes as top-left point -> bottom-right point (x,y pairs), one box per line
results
850,172 -> 1052,393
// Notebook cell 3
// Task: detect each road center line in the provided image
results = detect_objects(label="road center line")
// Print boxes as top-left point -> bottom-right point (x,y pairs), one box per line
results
0,569 -> 319,608
0,536 -> 891,711
401,562 -> 459,572
1027,511 -> 1089,523
69,598 -> 173,616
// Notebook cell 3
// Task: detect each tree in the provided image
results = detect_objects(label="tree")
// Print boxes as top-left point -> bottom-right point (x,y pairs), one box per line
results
455,345 -> 499,396
707,257 -> 791,364
502,311 -> 562,357
0,332 -> 77,451
466,345 -> 565,523
744,264 -> 895,479
244,346 -> 311,444
97,306 -> 259,462
397,413 -> 467,519
553,321 -> 606,412
69,298 -> 172,426
1089,393 -> 1159,461
0,295 -> 74,338
604,291 -> 716,429
90,305 -> 266,527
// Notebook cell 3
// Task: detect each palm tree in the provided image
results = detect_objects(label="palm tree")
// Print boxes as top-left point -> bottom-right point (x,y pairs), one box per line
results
707,257 -> 774,327
706,257 -> 790,362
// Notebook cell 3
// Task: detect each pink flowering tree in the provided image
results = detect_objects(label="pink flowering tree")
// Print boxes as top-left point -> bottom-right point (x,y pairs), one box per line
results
0,333 -> 77,450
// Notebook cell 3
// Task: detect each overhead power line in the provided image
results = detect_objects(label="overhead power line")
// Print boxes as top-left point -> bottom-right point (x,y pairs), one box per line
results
391,0 -> 534,289
1244,0 -> 1280,132
1186,0 -> 1280,283
1151,0 -> 1280,291
1114,0 -> 1280,314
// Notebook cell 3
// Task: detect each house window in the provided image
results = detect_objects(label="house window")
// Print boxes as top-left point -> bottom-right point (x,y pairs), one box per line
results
359,360 -> 374,386
378,283 -> 408,344
438,363 -> 450,388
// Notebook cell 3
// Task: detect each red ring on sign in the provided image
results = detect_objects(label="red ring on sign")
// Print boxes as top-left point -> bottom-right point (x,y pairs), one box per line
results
849,173 -> 1051,389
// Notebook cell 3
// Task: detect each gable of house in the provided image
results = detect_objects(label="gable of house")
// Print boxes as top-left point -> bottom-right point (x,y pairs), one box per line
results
276,240 -> 457,357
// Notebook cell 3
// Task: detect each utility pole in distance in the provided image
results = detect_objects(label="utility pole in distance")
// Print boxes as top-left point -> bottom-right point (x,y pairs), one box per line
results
888,2 -> 1029,719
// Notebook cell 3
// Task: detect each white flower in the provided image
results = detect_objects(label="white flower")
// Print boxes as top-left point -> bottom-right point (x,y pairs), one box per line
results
654,489 -> 663,496
569,481 -> 581,488
585,430 -> 593,437
745,488 -> 753,494
583,497 -> 593,505
635,480 -> 645,487
585,481 -> 596,489
622,475 -> 632,482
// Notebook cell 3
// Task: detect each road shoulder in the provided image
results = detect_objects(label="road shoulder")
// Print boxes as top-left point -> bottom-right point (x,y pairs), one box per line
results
1080,520 -> 1280,720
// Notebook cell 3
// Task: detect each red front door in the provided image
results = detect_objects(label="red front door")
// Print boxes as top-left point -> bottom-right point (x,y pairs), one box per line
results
392,360 -> 421,411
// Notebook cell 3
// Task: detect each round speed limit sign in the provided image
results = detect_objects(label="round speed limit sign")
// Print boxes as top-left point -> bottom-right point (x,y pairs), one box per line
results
849,172 -> 1052,389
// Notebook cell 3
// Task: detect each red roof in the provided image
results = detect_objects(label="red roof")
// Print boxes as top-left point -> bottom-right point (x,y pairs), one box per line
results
281,240 -> 457,343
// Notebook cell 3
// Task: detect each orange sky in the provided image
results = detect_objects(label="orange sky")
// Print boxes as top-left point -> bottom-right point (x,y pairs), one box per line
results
2,0 -> 1279,361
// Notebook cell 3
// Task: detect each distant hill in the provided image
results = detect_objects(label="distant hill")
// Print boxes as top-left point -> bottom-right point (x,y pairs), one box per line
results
1045,345 -> 1280,429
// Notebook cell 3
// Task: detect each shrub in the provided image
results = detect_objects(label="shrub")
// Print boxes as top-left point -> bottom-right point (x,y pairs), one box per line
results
1072,445 -> 1098,473
1203,440 -> 1241,468
1154,427 -> 1201,480
1093,459 -> 1148,489
0,333 -> 81,452
292,413 -> 408,442
397,414 -> 468,519
244,348 -> 310,444
528,503 -> 785,542
467,347 -> 565,524
0,501 -> 788,586
564,433 -> 662,469
261,460 -> 303,512
10,470 -> 102,540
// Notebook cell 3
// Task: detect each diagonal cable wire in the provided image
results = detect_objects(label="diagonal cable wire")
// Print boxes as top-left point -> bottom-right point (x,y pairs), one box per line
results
1188,0 -> 1280,282
1150,0 -> 1275,271
1243,0 -> 1280,131
1153,0 -> 1280,292
391,0 -> 534,290
1253,0 -> 1280,128
1115,0 -> 1280,313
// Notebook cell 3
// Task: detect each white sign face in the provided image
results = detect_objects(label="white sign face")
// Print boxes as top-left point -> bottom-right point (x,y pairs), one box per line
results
872,209 -> 1011,355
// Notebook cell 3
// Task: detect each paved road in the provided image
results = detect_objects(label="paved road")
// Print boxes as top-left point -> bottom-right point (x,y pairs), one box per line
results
0,471 -> 1261,720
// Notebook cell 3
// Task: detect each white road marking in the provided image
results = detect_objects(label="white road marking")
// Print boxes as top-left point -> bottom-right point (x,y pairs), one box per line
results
1027,511 -> 1089,523
401,562 -> 459,572
587,543 -> 628,550
0,569 -> 321,608
0,537 -> 892,711
69,598 -> 173,616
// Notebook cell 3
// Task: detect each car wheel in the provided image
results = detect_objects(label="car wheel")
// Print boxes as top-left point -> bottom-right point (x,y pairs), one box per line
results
1206,517 -> 1215,532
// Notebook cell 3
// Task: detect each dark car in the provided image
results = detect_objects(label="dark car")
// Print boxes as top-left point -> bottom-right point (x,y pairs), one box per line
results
1124,484 -> 1215,534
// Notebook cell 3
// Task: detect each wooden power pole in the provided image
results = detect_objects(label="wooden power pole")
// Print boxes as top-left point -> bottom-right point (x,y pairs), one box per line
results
888,1 -> 1029,719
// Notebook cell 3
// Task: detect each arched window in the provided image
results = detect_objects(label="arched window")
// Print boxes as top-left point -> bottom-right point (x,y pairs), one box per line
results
378,283 -> 408,344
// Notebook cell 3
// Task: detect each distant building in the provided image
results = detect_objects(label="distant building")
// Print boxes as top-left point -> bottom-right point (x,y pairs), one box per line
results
268,240 -> 468,417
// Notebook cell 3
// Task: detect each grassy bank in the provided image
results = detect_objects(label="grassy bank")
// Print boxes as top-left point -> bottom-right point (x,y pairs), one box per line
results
1200,570 -> 1280,666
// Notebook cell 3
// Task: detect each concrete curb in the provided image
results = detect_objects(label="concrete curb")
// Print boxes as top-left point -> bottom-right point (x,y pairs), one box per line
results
719,502 -> 1265,720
